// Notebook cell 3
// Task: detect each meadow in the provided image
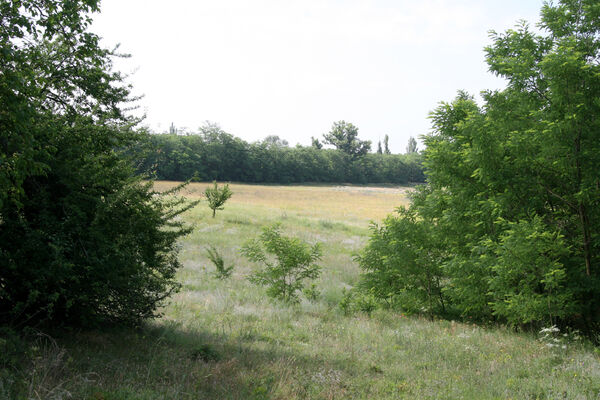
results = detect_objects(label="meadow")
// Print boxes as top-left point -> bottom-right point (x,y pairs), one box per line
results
12,182 -> 600,399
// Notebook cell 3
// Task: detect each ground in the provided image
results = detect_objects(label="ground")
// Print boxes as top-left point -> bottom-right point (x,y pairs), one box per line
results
10,182 -> 600,399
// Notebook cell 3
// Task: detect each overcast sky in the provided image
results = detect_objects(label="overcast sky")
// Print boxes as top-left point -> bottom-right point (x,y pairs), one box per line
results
92,0 -> 544,153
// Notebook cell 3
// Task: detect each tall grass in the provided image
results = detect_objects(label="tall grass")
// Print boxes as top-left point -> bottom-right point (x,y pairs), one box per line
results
3,183 -> 599,399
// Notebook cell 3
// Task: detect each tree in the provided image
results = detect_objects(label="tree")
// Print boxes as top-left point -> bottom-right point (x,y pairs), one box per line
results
377,140 -> 383,154
311,136 -> 323,149
383,134 -> 391,154
205,181 -> 233,217
406,136 -> 418,154
0,0 -> 197,326
242,224 -> 322,303
357,0 -> 600,332
323,121 -> 371,160
262,135 -> 289,148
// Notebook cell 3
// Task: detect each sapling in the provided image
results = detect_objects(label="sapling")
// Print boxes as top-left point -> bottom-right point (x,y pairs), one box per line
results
204,181 -> 233,218
242,224 -> 322,303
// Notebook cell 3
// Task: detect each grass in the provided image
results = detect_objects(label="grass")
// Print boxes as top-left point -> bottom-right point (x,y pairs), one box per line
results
3,182 -> 600,399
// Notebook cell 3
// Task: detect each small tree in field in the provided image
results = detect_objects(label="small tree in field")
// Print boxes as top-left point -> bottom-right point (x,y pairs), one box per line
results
205,181 -> 233,217
242,224 -> 322,303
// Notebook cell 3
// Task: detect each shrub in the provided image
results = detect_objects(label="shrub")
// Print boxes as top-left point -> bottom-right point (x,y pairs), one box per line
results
356,206 -> 447,317
338,288 -> 379,316
486,217 -> 574,327
0,0 -> 198,327
242,224 -> 322,303
303,284 -> 321,303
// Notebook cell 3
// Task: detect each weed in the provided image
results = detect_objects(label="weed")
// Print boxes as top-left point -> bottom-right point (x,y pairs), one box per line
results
206,246 -> 234,279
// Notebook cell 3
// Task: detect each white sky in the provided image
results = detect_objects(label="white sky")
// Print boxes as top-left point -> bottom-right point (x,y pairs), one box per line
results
92,0 -> 543,153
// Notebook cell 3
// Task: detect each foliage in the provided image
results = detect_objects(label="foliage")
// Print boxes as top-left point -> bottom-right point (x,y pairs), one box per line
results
302,283 -> 321,303
356,196 -> 447,317
358,0 -> 600,333
206,246 -> 233,279
242,224 -> 322,303
322,120 -> 371,160
311,136 -> 323,149
134,129 -> 425,185
0,1 -> 197,326
486,217 -> 575,326
405,136 -> 418,154
383,134 -> 391,155
205,181 -> 233,218
339,288 -> 379,316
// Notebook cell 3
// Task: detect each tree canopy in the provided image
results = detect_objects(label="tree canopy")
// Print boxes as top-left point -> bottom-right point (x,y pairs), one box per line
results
358,0 -> 600,333
0,0 -> 195,326
322,121 -> 371,160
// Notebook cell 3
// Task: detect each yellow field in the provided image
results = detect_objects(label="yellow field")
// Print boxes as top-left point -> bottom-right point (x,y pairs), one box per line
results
153,181 -> 412,222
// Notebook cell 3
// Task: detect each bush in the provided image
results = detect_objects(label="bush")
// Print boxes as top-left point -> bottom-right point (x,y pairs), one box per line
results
242,224 -> 322,303
487,217 -> 574,327
0,2 -> 198,326
356,205 -> 447,317
338,288 -> 379,316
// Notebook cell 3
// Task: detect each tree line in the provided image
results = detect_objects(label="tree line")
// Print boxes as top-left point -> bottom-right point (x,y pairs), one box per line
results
133,122 -> 425,184
356,0 -> 600,334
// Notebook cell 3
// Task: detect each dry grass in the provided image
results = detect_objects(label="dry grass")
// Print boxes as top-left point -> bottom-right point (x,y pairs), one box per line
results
153,181 -> 411,223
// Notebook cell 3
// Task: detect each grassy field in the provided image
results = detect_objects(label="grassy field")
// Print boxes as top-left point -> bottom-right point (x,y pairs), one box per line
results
8,182 -> 600,399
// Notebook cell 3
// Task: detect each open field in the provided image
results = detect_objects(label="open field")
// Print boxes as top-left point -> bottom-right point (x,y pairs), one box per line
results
8,183 -> 600,399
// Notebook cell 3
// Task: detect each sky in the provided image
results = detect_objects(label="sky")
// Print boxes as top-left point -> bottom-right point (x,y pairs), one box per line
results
91,0 -> 544,153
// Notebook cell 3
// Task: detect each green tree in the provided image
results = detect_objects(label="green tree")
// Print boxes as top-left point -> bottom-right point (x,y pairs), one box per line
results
311,136 -> 323,149
358,0 -> 600,332
406,136 -> 418,154
0,0 -> 197,326
323,121 -> 371,160
357,198 -> 447,317
383,134 -> 391,154
242,224 -> 322,303
205,181 -> 233,217
377,140 -> 383,154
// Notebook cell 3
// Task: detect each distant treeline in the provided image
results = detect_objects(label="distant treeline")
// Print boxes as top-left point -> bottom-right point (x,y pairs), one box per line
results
133,126 -> 425,184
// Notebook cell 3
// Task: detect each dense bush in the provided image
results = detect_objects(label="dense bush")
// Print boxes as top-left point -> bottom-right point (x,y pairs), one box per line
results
0,1 -> 196,326
357,0 -> 600,333
356,197 -> 447,317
